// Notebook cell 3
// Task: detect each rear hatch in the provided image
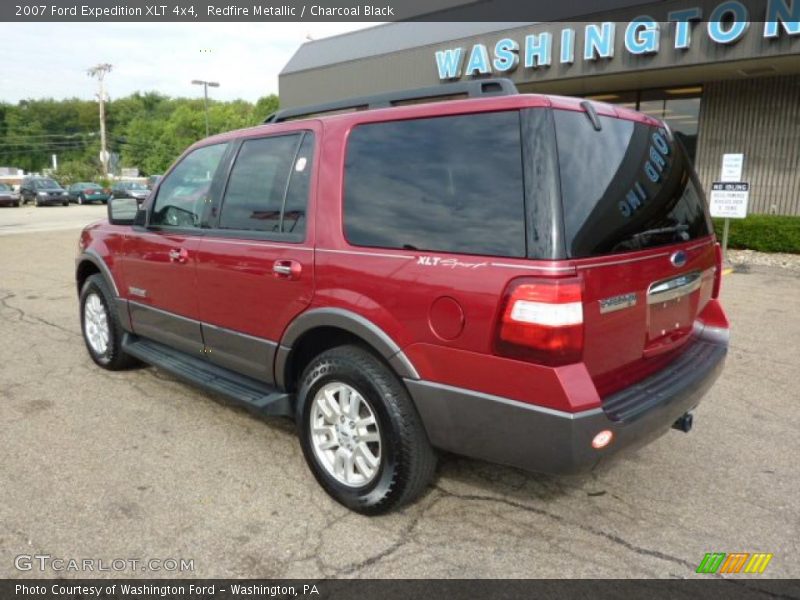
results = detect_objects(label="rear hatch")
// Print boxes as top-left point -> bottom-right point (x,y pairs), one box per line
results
551,103 -> 717,397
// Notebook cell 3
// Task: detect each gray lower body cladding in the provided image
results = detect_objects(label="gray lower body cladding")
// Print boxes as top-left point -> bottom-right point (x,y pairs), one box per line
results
405,329 -> 727,475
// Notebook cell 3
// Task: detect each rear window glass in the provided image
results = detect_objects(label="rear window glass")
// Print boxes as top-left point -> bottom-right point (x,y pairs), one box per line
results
554,110 -> 711,258
344,111 -> 526,258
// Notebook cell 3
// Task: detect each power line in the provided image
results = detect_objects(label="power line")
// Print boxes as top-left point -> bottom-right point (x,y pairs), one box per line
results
0,132 -> 98,140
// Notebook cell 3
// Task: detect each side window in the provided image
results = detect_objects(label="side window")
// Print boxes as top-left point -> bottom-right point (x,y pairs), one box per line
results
218,134 -> 305,233
344,112 -> 526,257
281,133 -> 314,236
151,143 -> 228,228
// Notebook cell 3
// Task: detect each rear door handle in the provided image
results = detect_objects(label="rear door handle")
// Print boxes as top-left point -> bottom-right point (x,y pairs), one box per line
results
168,248 -> 189,264
273,260 -> 302,280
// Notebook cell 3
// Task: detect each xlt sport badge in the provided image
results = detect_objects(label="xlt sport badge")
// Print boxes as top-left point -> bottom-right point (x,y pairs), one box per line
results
598,292 -> 638,314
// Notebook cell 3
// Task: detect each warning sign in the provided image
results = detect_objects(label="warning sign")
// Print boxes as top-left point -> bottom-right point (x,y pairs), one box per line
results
709,182 -> 749,219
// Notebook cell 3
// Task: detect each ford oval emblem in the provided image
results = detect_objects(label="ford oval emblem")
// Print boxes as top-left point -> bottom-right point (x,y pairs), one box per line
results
670,250 -> 687,267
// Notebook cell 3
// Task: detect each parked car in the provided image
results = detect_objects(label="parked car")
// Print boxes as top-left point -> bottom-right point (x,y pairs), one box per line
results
0,183 -> 20,207
68,182 -> 110,205
110,181 -> 150,203
75,79 -> 729,515
19,176 -> 69,206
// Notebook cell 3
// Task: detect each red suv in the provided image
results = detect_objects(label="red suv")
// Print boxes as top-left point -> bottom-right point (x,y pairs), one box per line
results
76,80 -> 728,514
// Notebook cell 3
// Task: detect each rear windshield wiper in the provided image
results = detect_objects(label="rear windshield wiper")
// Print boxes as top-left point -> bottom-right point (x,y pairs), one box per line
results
630,224 -> 690,242
614,225 -> 690,251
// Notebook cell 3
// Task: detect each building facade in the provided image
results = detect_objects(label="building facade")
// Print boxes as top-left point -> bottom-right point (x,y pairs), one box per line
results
280,5 -> 800,215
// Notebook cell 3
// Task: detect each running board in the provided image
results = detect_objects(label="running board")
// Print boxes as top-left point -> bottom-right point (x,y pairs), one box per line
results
122,334 -> 292,418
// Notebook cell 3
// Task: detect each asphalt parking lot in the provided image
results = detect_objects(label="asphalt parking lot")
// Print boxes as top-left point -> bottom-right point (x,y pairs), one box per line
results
1,210 -> 798,579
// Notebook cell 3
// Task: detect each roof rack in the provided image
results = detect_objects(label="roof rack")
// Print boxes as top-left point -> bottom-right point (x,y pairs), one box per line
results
264,78 -> 519,124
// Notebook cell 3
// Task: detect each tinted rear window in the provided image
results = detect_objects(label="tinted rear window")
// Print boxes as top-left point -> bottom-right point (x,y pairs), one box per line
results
344,111 -> 526,258
554,110 -> 711,258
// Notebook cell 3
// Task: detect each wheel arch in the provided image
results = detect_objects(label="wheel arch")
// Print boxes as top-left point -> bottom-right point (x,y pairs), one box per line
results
275,308 -> 419,392
76,250 -> 119,297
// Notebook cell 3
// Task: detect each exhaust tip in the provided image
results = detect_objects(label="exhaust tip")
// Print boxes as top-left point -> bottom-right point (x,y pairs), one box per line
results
672,412 -> 694,433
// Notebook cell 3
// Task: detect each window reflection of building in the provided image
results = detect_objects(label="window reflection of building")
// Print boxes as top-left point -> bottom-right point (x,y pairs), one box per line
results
585,87 -> 702,162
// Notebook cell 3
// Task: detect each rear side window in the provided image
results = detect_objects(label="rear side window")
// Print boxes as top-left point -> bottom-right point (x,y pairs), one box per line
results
220,134 -> 301,233
281,133 -> 314,236
554,110 -> 711,258
344,112 -> 526,258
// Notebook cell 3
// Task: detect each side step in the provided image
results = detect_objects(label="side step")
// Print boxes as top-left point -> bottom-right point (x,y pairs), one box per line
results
122,334 -> 292,418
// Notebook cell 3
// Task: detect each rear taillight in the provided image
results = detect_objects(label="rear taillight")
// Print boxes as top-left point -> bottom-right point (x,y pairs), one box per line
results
712,242 -> 723,299
494,277 -> 584,366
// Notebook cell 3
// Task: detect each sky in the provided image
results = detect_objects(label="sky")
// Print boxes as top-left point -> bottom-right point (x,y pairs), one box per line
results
0,22 -> 375,103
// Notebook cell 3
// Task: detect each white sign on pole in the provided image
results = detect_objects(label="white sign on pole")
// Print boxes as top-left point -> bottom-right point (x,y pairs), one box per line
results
720,153 -> 744,182
709,182 -> 749,219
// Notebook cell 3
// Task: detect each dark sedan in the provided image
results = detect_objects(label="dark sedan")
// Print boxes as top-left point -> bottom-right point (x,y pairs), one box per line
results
67,182 -> 110,205
19,177 -> 69,206
110,181 -> 150,204
0,183 -> 20,207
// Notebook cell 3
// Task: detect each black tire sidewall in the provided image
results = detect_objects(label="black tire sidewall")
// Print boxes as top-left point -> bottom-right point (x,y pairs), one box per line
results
296,351 -> 406,513
79,275 -> 120,368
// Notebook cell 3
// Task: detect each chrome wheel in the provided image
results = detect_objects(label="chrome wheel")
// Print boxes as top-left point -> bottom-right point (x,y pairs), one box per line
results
83,293 -> 109,355
310,382 -> 381,487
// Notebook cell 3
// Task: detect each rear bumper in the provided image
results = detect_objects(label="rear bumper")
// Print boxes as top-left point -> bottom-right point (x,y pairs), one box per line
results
405,325 -> 728,475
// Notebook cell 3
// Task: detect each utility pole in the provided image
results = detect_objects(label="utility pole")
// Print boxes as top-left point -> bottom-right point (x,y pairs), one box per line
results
87,63 -> 112,177
191,79 -> 220,137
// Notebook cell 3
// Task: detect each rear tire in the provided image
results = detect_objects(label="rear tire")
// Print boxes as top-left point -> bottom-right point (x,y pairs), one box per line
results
12,202 -> 19,207
296,345 -> 436,515
80,273 -> 138,370
62,200 -> 69,207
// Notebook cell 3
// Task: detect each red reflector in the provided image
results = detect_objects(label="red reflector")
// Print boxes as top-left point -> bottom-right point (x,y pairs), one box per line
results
494,277 -> 584,366
592,430 -> 614,449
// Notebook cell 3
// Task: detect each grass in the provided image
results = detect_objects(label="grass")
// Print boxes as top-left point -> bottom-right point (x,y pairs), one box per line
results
712,215 -> 800,254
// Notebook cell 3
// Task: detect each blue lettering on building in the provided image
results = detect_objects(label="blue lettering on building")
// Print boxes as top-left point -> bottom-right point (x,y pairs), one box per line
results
625,17 -> 660,54
434,1 -> 800,79
708,1 -> 750,44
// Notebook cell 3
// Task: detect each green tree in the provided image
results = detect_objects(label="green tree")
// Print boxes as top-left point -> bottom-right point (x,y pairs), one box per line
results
0,92 -> 282,177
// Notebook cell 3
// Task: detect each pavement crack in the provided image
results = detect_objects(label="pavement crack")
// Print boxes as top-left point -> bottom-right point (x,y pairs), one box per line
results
434,485 -> 695,571
0,291 -> 78,337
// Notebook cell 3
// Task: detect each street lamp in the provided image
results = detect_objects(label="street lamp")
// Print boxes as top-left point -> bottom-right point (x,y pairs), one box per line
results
191,79 -> 220,138
88,63 -> 113,176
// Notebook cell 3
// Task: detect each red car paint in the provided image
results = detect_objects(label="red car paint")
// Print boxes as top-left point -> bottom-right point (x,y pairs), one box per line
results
77,91 -> 729,476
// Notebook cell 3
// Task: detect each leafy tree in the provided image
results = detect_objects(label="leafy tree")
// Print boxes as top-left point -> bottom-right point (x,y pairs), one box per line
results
0,92 -> 284,176
55,159 -> 102,186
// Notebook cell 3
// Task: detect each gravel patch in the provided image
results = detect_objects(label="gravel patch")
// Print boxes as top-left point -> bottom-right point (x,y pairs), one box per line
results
726,249 -> 800,272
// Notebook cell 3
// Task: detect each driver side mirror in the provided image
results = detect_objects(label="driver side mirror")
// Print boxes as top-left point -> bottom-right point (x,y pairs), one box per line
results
107,197 -> 140,226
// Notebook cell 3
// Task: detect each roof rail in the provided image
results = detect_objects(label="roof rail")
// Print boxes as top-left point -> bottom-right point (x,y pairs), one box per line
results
264,78 -> 519,124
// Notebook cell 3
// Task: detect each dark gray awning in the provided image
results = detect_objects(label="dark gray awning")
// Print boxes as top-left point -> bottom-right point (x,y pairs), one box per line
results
280,22 -> 533,75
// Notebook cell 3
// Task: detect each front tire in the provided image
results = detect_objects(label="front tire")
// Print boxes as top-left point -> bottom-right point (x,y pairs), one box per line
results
296,345 -> 436,515
80,273 -> 137,370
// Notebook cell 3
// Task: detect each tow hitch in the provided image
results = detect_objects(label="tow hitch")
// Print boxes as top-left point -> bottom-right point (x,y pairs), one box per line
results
672,412 -> 694,433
